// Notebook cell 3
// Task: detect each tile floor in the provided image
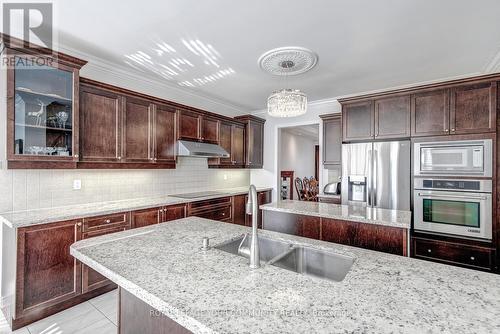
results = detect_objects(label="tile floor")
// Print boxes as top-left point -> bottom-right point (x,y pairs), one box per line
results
0,290 -> 117,334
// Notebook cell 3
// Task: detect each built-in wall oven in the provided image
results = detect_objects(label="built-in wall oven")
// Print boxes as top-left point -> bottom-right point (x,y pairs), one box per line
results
413,179 -> 492,240
414,139 -> 492,177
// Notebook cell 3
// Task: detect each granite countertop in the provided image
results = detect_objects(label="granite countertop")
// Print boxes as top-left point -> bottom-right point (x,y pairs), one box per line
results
70,217 -> 500,334
260,200 -> 411,229
0,187 -> 272,229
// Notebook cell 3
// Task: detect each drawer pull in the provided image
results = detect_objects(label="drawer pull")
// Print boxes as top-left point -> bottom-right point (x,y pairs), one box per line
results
427,249 -> 432,253
105,219 -> 111,223
470,256 -> 475,261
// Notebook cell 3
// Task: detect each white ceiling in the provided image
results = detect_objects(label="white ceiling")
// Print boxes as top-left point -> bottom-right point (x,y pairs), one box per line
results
283,124 -> 319,140
41,1 -> 500,114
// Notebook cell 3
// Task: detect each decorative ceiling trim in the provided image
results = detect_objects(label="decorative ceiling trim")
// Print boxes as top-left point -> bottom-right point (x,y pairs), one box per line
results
54,43 -> 251,116
483,46 -> 500,73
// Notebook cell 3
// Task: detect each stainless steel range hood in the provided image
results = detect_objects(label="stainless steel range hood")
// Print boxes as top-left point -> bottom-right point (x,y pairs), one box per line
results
177,140 -> 230,158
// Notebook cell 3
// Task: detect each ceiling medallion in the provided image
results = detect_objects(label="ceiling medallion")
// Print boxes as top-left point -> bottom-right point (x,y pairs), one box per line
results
258,47 -> 317,117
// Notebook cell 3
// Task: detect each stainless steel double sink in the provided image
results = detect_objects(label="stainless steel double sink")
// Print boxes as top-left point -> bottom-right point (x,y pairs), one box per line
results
215,234 -> 355,282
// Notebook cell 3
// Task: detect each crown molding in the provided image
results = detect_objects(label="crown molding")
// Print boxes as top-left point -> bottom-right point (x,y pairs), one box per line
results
54,43 -> 250,117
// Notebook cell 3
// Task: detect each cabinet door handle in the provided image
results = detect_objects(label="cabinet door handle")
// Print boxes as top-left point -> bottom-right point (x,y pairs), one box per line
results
470,256 -> 475,261
154,158 -> 157,161
444,129 -> 448,132
74,154 -> 79,158
451,128 -> 455,132
76,222 -> 82,227
118,156 -> 122,160
105,219 -> 111,223
427,249 -> 432,253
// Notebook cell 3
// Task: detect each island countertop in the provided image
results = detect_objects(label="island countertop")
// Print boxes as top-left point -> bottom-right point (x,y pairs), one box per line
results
70,217 -> 500,334
260,200 -> 411,229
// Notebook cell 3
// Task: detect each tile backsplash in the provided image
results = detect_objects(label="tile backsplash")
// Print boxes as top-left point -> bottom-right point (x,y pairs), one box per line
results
0,157 -> 250,213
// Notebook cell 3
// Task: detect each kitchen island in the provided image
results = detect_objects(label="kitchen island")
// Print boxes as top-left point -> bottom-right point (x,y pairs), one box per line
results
70,217 -> 500,334
261,200 -> 411,256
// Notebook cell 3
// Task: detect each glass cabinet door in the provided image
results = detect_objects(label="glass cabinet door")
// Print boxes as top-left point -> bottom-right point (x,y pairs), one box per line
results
13,56 -> 74,158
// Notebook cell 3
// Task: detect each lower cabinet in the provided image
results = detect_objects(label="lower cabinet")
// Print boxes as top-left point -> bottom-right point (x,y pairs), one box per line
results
412,237 -> 496,271
188,197 -> 232,223
15,220 -> 83,323
81,213 -> 131,294
132,204 -> 187,228
232,194 -> 247,226
321,218 -> 408,256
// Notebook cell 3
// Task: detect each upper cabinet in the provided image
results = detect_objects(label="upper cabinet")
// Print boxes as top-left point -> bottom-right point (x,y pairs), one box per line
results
374,95 -> 410,139
235,115 -> 266,168
208,120 -> 245,167
411,89 -> 450,137
320,114 -> 342,166
450,82 -> 496,134
176,109 -> 219,144
341,80 -> 497,141
78,79 -> 175,168
342,101 -> 374,141
5,47 -> 87,169
79,84 -> 122,163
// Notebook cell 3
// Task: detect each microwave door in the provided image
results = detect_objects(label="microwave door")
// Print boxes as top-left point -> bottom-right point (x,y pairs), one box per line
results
373,141 -> 411,211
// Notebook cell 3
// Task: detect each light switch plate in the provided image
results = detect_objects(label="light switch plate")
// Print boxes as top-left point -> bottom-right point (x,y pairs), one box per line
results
73,179 -> 82,190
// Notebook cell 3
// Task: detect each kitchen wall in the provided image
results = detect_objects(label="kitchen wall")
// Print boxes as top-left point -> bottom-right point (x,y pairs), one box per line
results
279,129 -> 317,180
250,100 -> 342,198
0,158 -> 250,213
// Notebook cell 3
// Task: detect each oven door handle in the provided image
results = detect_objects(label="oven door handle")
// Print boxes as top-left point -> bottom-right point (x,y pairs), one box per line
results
417,193 -> 489,200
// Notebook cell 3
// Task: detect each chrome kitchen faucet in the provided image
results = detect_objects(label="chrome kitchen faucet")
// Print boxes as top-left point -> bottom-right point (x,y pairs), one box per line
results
246,185 -> 260,269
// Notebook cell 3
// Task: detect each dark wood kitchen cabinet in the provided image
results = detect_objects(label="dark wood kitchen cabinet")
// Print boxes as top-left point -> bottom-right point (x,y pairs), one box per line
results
188,197 -> 232,223
153,104 -> 176,163
131,204 -> 186,228
5,43 -> 87,169
321,218 -> 408,256
79,84 -> 122,163
320,114 -> 342,166
374,95 -> 411,139
122,97 -> 153,163
342,100 -> 374,141
235,115 -> 266,168
81,213 -> 130,293
232,194 -> 247,226
412,237 -> 495,271
176,109 -> 219,143
15,220 -> 83,324
131,207 -> 162,228
79,79 -> 175,168
410,89 -> 450,136
208,121 -> 245,167
449,82 -> 496,134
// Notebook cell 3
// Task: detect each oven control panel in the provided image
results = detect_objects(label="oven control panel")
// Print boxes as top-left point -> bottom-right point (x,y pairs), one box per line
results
422,179 -> 480,190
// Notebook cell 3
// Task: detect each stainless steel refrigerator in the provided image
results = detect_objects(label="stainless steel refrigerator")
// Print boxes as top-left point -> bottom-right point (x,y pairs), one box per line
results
341,141 -> 410,211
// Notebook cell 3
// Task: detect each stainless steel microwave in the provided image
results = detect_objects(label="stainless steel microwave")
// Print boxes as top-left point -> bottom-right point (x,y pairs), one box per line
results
414,139 -> 492,177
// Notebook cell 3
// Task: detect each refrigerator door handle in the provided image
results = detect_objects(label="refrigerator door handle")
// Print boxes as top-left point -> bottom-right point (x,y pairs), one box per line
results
367,149 -> 372,206
373,150 -> 377,207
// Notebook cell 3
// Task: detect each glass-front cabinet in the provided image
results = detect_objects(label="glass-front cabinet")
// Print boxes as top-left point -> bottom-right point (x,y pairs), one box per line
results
6,48 -> 86,168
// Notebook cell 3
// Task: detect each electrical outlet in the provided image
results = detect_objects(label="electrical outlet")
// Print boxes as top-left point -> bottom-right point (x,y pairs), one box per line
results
73,179 -> 82,190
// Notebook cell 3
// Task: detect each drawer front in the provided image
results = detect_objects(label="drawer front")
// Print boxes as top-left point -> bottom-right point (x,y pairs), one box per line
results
82,225 -> 128,240
413,238 -> 494,270
83,212 -> 129,232
192,205 -> 232,222
189,197 -> 232,212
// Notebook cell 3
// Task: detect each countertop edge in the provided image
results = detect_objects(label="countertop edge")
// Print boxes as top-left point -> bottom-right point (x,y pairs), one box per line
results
0,187 -> 273,229
260,202 -> 411,229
